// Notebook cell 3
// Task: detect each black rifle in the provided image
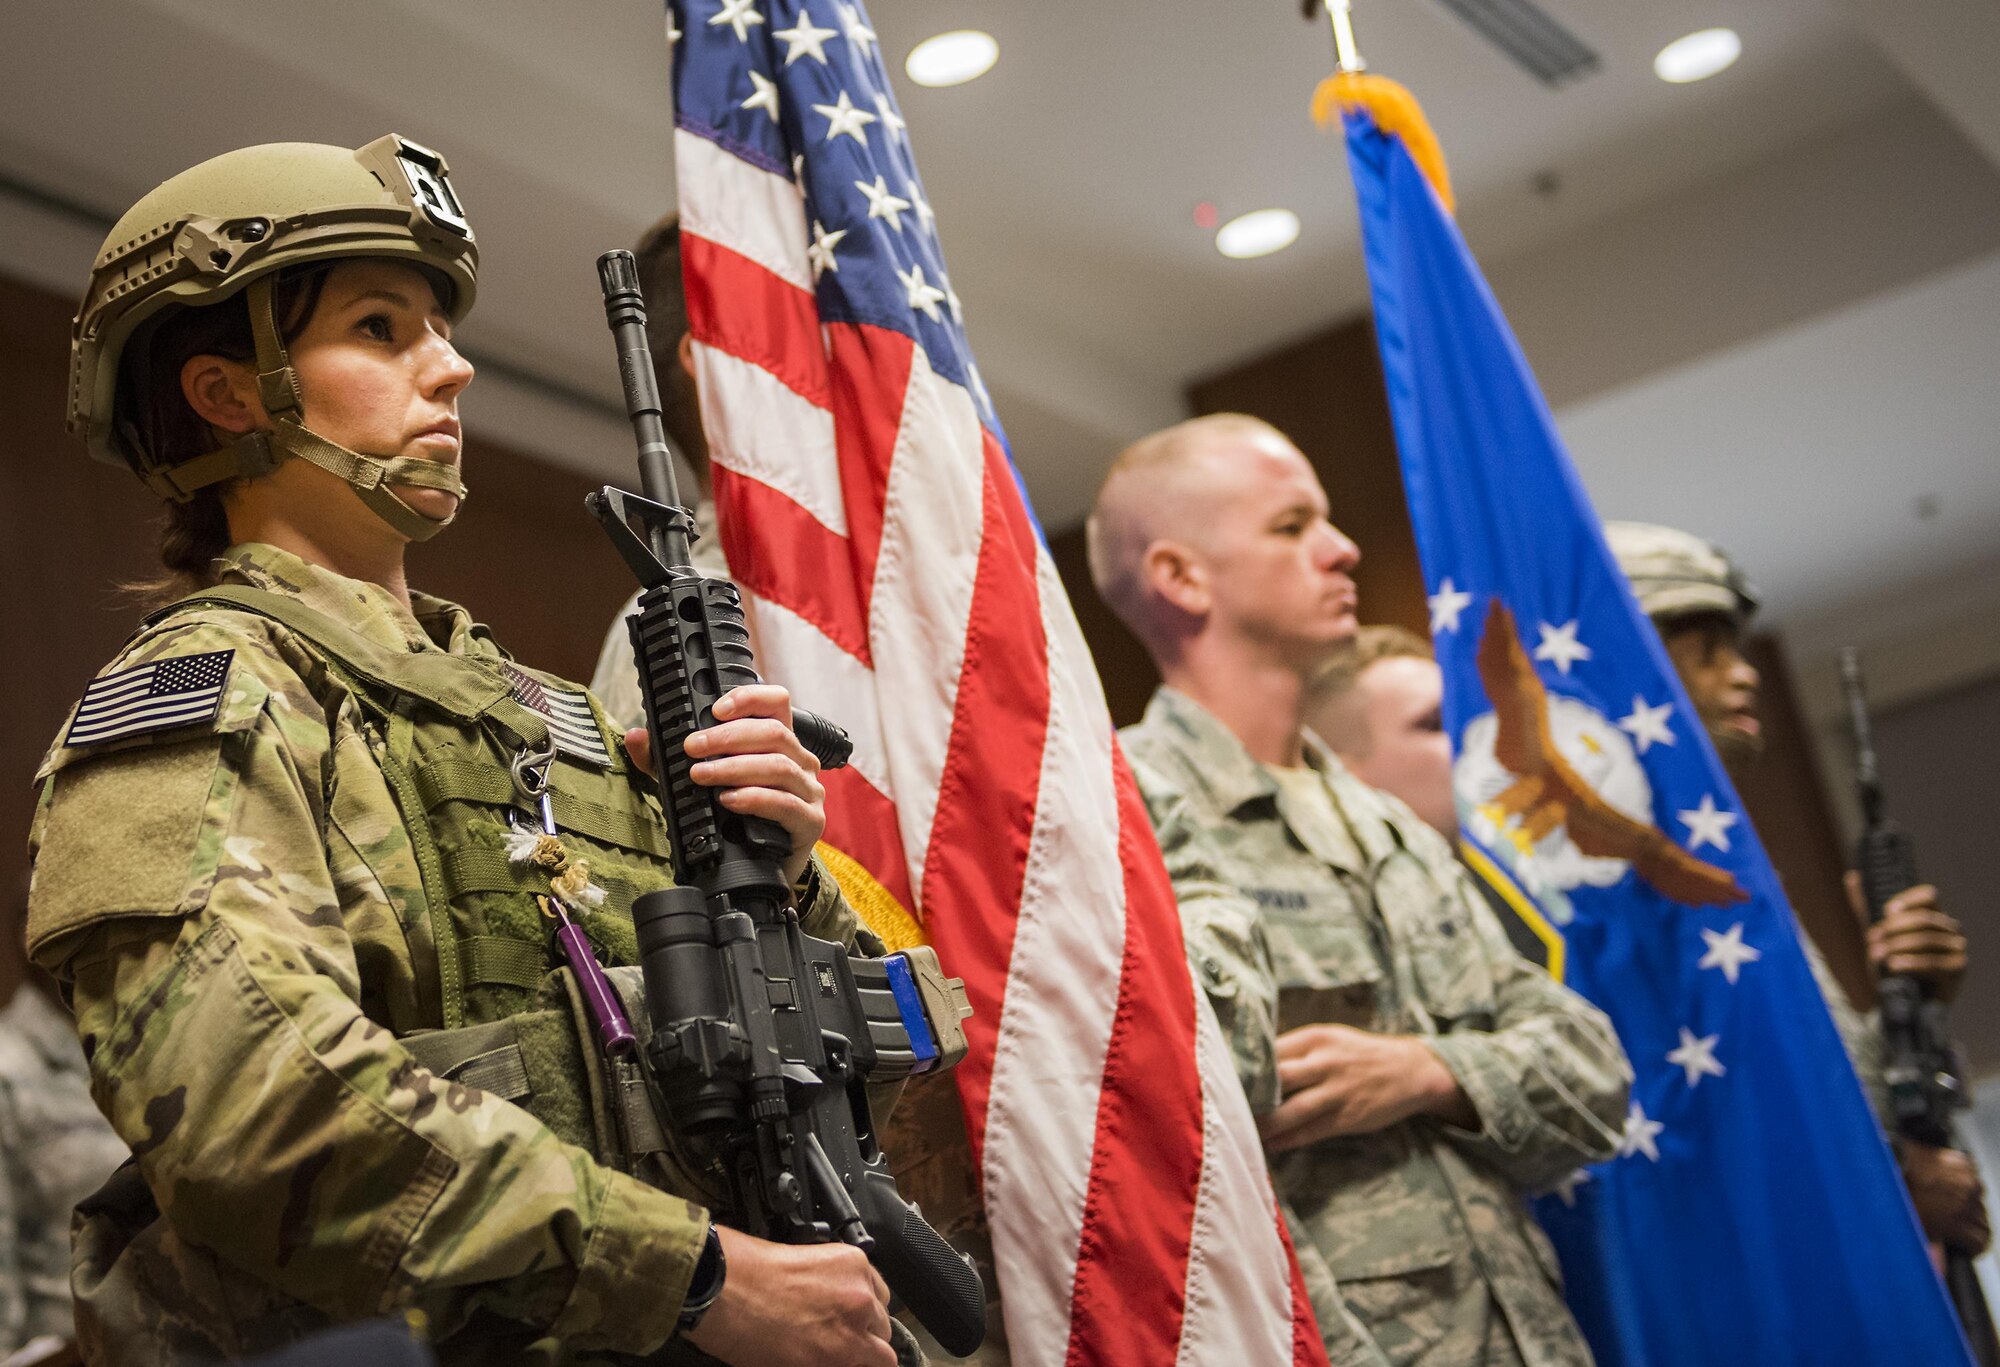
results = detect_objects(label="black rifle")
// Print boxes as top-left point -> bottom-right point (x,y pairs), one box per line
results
1841,648 -> 1998,1365
586,249 -> 986,1357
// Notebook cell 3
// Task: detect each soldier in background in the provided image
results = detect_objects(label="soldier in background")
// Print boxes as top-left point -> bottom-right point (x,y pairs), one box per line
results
0,887 -> 126,1363
1605,520 -> 1989,1259
1088,412 -> 1630,1367
1306,626 -> 1453,839
1306,629 -> 1554,973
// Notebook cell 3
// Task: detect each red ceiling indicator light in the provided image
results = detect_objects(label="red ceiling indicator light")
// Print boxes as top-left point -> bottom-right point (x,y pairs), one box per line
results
1193,201 -> 1219,229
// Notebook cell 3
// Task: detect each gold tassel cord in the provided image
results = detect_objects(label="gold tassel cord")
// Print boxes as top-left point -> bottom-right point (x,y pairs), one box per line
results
815,840 -> 928,952
1311,71 -> 1457,216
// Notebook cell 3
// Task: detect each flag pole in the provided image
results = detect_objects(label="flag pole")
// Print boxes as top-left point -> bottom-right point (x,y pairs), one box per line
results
1324,0 -> 1365,73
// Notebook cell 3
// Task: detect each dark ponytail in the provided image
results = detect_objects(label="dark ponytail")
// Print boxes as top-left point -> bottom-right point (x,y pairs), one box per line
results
118,264 -> 332,599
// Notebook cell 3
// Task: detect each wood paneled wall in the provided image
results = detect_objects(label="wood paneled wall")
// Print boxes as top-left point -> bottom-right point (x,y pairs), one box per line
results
1048,311 -> 1867,1000
0,270 -> 635,999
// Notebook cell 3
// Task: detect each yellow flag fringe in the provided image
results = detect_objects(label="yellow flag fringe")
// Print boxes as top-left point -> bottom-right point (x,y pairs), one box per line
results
1312,71 -> 1457,215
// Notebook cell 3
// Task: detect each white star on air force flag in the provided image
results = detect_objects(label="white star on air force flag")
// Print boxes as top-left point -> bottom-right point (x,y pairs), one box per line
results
1428,579 -> 1473,634
1551,1169 -> 1592,1207
1533,619 -> 1592,674
1619,1102 -> 1664,1162
1677,794 -> 1737,852
1616,697 -> 1675,754
1666,1028 -> 1726,1087
1697,922 -> 1761,984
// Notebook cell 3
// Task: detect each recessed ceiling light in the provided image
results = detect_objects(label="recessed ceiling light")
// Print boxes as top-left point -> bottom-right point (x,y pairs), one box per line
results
1654,28 -> 1741,84
1216,209 -> 1300,260
906,30 -> 999,88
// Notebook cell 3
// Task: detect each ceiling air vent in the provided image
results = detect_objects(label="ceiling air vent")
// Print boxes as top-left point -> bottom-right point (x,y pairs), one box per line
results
1428,0 -> 1599,86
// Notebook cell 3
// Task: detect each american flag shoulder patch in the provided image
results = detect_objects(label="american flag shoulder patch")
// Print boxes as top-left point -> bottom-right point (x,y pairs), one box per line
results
64,649 -> 236,749
505,666 -> 613,768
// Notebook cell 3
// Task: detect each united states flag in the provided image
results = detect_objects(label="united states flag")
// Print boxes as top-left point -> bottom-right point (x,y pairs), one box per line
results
506,666 -> 614,768
65,649 -> 234,748
662,4 -> 1327,1361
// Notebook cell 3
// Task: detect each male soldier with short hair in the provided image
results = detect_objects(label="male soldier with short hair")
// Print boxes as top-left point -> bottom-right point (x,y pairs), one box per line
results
1605,521 -> 1990,1259
1088,413 -> 1631,1367
1306,630 -> 1554,973
1307,626 -> 1452,840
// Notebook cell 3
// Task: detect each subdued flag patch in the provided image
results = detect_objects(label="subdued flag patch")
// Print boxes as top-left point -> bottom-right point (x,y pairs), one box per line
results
65,649 -> 234,748
506,666 -> 613,768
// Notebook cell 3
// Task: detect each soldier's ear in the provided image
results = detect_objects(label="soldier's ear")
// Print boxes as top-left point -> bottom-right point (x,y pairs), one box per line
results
1145,540 -> 1210,618
181,353 -> 265,436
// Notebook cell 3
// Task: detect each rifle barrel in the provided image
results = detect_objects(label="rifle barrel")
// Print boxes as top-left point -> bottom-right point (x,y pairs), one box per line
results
1839,647 -> 1885,827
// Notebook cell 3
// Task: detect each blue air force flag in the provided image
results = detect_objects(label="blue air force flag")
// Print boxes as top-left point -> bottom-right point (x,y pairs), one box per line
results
1341,102 -> 1972,1366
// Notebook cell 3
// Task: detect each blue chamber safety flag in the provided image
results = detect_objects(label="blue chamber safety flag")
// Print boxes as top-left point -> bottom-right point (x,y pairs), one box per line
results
1340,105 -> 1972,1367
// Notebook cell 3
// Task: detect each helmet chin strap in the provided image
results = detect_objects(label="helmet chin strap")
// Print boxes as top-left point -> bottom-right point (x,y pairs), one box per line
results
144,274 -> 468,543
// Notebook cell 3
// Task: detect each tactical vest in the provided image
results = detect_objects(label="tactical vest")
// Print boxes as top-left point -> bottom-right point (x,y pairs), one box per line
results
155,585 -> 704,1187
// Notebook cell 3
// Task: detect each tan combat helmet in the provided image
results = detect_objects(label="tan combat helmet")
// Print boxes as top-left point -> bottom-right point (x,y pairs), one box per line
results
68,135 -> 478,540
1603,521 -> 1759,626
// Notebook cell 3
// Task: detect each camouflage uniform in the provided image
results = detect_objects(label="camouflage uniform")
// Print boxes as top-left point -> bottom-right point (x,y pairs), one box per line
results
0,987 -> 129,1350
1124,689 -> 1631,1367
26,542 -> 859,1365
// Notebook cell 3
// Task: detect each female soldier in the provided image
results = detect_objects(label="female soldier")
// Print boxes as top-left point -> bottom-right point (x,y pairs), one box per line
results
29,136 -> 898,1366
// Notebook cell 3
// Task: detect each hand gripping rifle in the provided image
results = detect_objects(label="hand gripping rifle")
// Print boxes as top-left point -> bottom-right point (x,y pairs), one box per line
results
1841,648 -> 1998,1365
586,250 -> 987,1357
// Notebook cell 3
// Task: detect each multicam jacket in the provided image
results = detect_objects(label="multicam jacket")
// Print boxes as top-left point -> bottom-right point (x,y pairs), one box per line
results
26,542 -> 859,1365
1123,689 -> 1632,1367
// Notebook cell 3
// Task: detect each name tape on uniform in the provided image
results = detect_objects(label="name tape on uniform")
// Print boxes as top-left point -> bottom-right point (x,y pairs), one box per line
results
65,649 -> 235,748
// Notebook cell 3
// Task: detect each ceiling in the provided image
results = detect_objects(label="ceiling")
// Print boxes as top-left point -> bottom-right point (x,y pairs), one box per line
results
4,0 -> 1997,681
1561,248 -> 2000,634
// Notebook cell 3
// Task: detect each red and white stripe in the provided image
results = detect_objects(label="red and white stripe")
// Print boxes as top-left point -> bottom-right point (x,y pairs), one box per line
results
676,125 -> 1326,1367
